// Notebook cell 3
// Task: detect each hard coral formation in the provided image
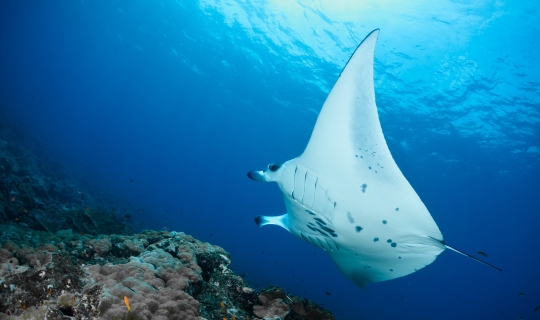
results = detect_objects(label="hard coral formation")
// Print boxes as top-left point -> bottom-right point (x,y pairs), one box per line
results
0,122 -> 335,319
0,225 -> 335,319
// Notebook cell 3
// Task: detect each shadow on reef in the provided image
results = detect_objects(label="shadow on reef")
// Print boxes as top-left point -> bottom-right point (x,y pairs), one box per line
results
0,123 -> 131,236
0,226 -> 335,320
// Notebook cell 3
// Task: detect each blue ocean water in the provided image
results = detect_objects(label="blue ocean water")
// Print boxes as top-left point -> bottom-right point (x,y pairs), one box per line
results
1,0 -> 539,319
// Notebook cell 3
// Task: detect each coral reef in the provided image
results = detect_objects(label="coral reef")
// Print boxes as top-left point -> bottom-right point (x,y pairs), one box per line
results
0,225 -> 335,319
0,118 -> 335,319
0,124 -> 130,236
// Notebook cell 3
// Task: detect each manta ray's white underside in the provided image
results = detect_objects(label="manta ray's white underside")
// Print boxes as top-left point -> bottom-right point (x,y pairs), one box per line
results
247,29 -> 499,288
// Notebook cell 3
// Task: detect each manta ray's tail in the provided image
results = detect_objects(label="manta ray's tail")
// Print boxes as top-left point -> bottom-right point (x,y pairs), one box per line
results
429,237 -> 502,272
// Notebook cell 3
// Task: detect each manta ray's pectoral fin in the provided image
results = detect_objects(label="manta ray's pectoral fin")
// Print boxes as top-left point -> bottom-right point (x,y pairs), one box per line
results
254,213 -> 290,231
428,237 -> 502,272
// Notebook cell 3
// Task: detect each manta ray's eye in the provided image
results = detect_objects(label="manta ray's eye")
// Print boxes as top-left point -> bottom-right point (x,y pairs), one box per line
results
268,163 -> 282,172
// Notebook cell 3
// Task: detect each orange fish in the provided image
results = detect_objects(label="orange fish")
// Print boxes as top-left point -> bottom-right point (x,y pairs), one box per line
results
232,315 -> 236,320
221,301 -> 225,308
49,288 -> 52,296
124,296 -> 131,311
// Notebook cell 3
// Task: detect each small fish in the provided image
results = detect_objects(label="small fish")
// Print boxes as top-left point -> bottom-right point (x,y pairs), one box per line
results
124,296 -> 131,311
326,291 -> 331,296
72,296 -> 75,303
232,316 -> 237,320
221,301 -> 225,308
519,292 -> 525,296
534,306 -> 540,312
49,288 -> 52,296
477,251 -> 488,257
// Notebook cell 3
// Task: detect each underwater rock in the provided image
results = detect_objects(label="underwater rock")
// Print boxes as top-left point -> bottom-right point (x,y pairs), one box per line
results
0,225 -> 335,319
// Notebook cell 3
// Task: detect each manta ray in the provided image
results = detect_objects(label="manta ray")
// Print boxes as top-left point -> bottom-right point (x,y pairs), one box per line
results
247,29 -> 501,288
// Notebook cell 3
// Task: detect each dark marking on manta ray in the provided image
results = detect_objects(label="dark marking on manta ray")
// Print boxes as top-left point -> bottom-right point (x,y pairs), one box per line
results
355,226 -> 363,232
374,237 -> 379,242
314,217 -> 327,225
382,220 -> 387,224
395,207 -> 399,211
268,162 -> 282,172
369,166 -> 372,169
390,269 -> 393,272
361,183 -> 367,193
387,239 -> 392,243
534,306 -> 540,312
347,212 -> 354,223
305,210 -> 316,215
391,242 -> 397,247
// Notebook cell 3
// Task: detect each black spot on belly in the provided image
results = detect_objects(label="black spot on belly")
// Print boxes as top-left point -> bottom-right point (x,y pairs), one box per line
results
395,207 -> 399,211
355,226 -> 363,232
387,239 -> 392,243
382,220 -> 387,224
347,212 -> 354,224
361,184 -> 367,193
391,242 -> 397,247
390,269 -> 393,272
373,237 -> 379,242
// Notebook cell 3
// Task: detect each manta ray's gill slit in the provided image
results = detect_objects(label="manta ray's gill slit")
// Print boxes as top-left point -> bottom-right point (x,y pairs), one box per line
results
291,166 -> 298,199
307,224 -> 329,237
313,217 -> 326,225
325,238 -> 339,251
314,237 -> 328,250
305,210 -> 316,216
310,177 -> 318,208
300,171 -> 307,203
307,234 -> 320,248
318,225 -> 337,237
300,232 -> 309,243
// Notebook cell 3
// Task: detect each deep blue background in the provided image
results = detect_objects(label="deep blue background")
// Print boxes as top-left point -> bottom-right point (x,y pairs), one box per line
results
1,1 -> 539,319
